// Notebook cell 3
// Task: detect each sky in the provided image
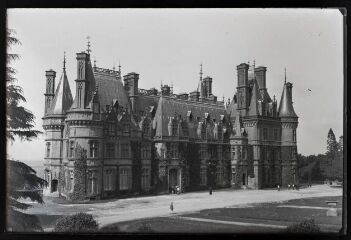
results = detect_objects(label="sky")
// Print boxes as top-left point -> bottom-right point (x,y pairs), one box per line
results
6,8 -> 344,163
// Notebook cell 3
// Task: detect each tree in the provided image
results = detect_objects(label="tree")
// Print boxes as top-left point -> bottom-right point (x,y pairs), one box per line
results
326,128 -> 338,158
6,29 -> 42,142
6,29 -> 45,231
7,160 -> 46,231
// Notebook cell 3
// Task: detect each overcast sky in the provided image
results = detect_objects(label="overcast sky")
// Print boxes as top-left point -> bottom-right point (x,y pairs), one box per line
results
7,8 -> 344,163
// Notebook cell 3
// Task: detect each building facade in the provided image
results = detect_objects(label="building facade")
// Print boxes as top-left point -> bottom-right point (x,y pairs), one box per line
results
42,47 -> 299,200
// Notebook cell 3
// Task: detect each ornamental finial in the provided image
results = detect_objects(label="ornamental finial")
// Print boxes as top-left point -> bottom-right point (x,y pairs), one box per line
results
86,36 -> 91,54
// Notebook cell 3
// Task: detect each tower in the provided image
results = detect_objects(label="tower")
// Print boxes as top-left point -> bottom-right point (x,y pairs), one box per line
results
236,63 -> 250,116
278,70 -> 298,187
230,112 -> 248,188
42,53 -> 73,193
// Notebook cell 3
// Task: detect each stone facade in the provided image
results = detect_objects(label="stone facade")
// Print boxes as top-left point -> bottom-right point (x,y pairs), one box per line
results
42,49 -> 299,200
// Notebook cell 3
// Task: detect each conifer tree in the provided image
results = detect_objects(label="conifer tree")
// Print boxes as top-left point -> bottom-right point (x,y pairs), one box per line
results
6,29 -> 45,231
326,128 -> 338,157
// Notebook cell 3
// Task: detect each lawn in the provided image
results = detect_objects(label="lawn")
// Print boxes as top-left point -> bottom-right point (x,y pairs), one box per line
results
101,196 -> 342,233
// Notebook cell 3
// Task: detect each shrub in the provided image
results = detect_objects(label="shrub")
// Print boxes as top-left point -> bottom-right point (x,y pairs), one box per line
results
137,223 -> 155,233
287,218 -> 320,233
54,213 -> 98,232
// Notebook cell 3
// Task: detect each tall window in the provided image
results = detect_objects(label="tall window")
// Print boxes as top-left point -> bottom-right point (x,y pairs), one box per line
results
105,143 -> 115,158
109,124 -> 115,136
89,141 -> 99,158
143,122 -> 150,136
104,169 -> 114,191
69,141 -> 75,158
121,143 -> 130,158
172,122 -> 178,136
231,146 -> 236,159
274,129 -> 278,141
293,129 -> 297,142
292,148 -> 297,160
200,168 -> 207,185
88,170 -> 98,195
216,167 -> 224,185
70,170 -> 74,190
263,128 -> 268,140
123,123 -> 130,136
170,143 -> 178,158
119,168 -> 132,190
46,142 -> 51,158
141,168 -> 150,190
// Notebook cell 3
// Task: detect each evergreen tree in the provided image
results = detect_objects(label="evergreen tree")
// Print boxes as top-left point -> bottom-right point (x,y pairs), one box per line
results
6,29 -> 45,231
6,29 -> 42,142
7,160 -> 46,231
326,128 -> 338,157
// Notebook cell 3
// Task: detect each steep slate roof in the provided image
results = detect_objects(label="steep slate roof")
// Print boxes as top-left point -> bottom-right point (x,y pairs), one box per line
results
93,69 -> 131,113
49,68 -> 73,115
135,95 -> 160,114
226,96 -> 238,120
248,79 -> 260,116
278,82 -> 298,118
153,95 -> 227,138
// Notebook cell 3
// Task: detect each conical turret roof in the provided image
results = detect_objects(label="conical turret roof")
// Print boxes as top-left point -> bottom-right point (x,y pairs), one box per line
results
248,78 -> 260,116
278,82 -> 298,118
50,68 -> 73,115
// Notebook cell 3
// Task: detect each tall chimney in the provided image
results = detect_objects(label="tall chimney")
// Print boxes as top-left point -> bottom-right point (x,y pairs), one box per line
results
254,66 -> 267,90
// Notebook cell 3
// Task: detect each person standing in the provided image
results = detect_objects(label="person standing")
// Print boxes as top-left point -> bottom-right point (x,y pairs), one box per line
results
170,202 -> 174,213
209,186 -> 212,195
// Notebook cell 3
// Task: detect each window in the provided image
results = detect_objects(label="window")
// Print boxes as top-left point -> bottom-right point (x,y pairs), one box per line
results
89,141 -> 99,158
105,143 -> 115,158
263,128 -> 268,140
172,122 -> 178,136
274,129 -> 278,141
104,169 -> 114,191
123,123 -> 130,136
121,143 -> 130,158
87,170 -> 98,195
141,144 -> 150,159
119,168 -> 132,190
46,142 -> 51,158
69,141 -> 75,158
143,122 -> 150,136
292,148 -> 297,160
231,146 -> 236,159
216,167 -> 224,185
141,168 -> 150,190
293,129 -> 296,142
70,170 -> 74,190
109,124 -> 115,136
200,168 -> 207,185
170,143 -> 178,158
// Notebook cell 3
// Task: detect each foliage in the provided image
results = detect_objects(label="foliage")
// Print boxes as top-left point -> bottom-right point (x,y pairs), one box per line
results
297,154 -> 324,182
6,29 -> 42,142
53,212 -> 98,232
71,145 -> 87,201
326,128 -> 338,158
7,160 -> 47,232
287,218 -> 320,233
136,223 -> 155,233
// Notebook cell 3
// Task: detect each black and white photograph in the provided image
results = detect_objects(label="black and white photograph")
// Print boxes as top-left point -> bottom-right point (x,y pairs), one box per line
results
5,8 -> 345,234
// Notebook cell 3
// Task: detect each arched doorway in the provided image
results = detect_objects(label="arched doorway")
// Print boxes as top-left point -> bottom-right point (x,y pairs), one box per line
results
51,179 -> 58,192
169,168 -> 179,189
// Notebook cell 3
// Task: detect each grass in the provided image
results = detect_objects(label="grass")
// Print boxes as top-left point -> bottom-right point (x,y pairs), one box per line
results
101,196 -> 342,233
